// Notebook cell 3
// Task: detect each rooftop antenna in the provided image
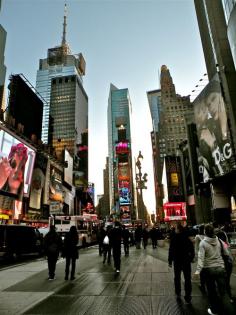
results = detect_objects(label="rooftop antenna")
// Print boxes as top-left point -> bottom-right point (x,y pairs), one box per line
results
62,2 -> 67,46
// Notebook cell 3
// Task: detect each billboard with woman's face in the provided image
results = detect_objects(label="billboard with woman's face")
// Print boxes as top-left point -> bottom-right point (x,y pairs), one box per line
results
193,74 -> 235,181
0,125 -> 35,199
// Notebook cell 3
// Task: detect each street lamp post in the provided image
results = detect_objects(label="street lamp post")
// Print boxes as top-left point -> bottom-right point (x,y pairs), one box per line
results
135,151 -> 148,224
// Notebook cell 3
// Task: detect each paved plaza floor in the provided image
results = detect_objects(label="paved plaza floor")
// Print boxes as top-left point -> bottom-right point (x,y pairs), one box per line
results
0,245 -> 235,315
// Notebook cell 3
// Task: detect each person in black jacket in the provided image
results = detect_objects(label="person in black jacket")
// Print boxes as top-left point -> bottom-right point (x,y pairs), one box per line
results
168,223 -> 195,304
142,227 -> 149,249
102,226 -> 112,265
44,225 -> 62,280
97,226 -> 106,256
110,221 -> 122,274
149,226 -> 158,249
122,225 -> 130,256
62,226 -> 79,280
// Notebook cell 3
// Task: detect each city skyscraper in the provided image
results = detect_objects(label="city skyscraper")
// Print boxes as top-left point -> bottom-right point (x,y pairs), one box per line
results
36,4 -> 87,151
107,84 -> 134,222
158,65 -> 191,167
147,89 -> 162,219
148,66 -> 191,222
36,4 -> 89,215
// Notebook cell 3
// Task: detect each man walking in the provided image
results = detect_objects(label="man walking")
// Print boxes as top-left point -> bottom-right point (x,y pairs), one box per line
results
168,223 -> 195,304
122,225 -> 130,256
110,221 -> 122,274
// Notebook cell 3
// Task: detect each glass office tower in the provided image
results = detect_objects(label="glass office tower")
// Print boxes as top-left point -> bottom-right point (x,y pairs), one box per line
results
35,5 -> 87,146
107,84 -> 134,221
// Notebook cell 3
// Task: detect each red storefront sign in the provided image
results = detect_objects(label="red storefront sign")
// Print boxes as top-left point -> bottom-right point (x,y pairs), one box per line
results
163,202 -> 187,221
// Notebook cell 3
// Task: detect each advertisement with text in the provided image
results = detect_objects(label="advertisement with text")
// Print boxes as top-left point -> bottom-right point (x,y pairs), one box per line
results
193,75 -> 235,181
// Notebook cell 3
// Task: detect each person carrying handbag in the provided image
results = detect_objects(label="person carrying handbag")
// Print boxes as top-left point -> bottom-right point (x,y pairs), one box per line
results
194,224 -> 234,315
217,230 -> 233,302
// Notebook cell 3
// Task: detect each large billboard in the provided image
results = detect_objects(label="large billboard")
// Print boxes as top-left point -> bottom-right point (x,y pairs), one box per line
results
64,149 -> 73,187
163,202 -> 187,221
115,142 -> 130,154
0,125 -> 35,199
165,156 -> 184,202
193,75 -> 235,181
119,180 -> 131,205
118,162 -> 130,180
28,153 -> 48,213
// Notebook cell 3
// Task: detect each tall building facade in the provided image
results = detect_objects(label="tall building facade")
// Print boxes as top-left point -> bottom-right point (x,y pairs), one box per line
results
107,84 -> 134,222
95,157 -> 110,220
36,5 -> 87,148
0,0 -> 6,111
158,65 -> 191,165
193,0 -> 236,224
36,5 -> 89,215
151,66 -> 191,222
103,156 -> 110,215
147,89 -> 162,220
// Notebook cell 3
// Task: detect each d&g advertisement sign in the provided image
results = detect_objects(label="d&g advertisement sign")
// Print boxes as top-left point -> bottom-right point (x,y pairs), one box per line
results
193,74 -> 235,181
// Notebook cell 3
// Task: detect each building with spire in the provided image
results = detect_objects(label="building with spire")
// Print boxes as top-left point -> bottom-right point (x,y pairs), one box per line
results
36,4 -> 87,152
36,4 -> 89,215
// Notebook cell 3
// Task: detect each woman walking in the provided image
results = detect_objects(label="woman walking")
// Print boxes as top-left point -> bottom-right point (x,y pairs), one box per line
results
62,226 -> 79,280
194,224 -> 234,315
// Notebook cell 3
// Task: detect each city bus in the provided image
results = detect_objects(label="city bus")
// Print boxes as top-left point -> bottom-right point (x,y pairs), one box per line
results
51,214 -> 100,247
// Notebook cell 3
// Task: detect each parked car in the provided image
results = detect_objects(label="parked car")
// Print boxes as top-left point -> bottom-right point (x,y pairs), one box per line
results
0,225 -> 43,260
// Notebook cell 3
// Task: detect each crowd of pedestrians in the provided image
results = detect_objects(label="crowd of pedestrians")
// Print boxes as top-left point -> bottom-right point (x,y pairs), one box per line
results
42,221 -> 235,315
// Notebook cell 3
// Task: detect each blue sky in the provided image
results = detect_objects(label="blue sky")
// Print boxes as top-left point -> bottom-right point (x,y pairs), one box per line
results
1,0 -> 206,214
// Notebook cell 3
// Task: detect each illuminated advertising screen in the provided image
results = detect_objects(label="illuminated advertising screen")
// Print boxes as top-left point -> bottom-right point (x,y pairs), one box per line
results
120,205 -> 131,221
119,180 -> 131,205
163,202 -> 187,221
118,162 -> 130,180
170,173 -> 178,186
0,125 -> 35,199
49,165 -> 63,202
193,74 -> 235,181
87,183 -> 95,204
29,152 -> 47,210
165,156 -> 184,202
115,142 -> 130,154
119,187 -> 131,205
64,149 -> 73,187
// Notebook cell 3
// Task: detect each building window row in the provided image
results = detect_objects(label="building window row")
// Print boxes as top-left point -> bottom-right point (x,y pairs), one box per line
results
52,76 -> 75,85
